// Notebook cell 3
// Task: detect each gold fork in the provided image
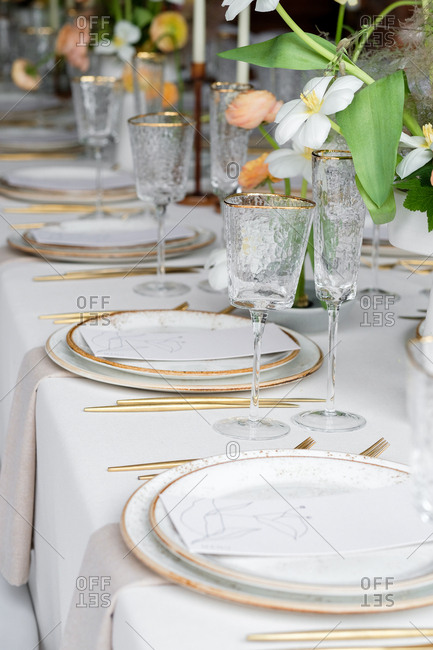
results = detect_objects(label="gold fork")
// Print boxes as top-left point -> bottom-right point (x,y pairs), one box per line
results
40,300 -> 190,324
360,437 -> 390,458
135,437 -> 316,480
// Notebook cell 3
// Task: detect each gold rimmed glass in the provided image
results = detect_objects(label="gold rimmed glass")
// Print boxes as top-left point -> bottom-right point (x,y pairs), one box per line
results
71,75 -> 124,218
294,150 -> 367,433
214,192 -> 315,441
128,112 -> 195,297
132,52 -> 166,114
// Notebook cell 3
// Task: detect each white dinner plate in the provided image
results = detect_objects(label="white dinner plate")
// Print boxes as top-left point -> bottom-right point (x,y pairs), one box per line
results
0,165 -> 137,204
0,92 -> 63,119
46,324 -> 322,392
121,450 -> 433,613
149,451 -> 433,598
0,127 -> 79,152
7,227 -> 216,263
66,310 -> 299,379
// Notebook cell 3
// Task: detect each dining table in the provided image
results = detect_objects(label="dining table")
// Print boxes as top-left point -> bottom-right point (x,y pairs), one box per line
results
0,99 -> 432,650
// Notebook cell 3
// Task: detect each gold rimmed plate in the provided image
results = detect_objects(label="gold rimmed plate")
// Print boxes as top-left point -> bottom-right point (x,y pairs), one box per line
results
66,309 -> 300,379
46,323 -> 322,392
121,450 -> 433,614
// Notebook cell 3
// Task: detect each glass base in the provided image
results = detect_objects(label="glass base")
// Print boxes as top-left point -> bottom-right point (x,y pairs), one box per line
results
197,279 -> 226,294
214,416 -> 290,441
133,280 -> 190,297
359,287 -> 400,302
293,409 -> 366,433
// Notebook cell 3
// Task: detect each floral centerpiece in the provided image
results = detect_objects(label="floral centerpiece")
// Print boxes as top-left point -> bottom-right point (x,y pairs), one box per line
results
218,0 -> 433,232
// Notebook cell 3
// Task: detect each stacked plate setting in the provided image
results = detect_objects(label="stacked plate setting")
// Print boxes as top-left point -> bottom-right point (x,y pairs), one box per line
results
47,310 -> 323,392
121,449 -> 433,613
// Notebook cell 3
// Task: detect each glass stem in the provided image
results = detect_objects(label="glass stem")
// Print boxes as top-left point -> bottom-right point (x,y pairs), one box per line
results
371,223 -> 380,291
249,310 -> 268,424
326,302 -> 340,416
156,204 -> 167,282
94,146 -> 103,218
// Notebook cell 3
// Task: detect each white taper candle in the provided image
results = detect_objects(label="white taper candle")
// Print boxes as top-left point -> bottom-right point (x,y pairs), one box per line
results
236,6 -> 250,83
192,0 -> 206,64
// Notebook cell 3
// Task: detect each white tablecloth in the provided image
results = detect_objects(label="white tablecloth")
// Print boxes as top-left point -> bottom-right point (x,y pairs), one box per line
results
1,167 -> 432,648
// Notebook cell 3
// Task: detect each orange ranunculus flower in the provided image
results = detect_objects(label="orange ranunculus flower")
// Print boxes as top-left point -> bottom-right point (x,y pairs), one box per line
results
11,59 -> 41,91
149,11 -> 188,53
226,90 -> 283,130
238,153 -> 281,191
55,22 -> 90,72
162,82 -> 179,108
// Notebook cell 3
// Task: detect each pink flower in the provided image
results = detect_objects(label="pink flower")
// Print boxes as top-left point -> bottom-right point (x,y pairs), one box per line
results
55,22 -> 90,72
225,90 -> 283,130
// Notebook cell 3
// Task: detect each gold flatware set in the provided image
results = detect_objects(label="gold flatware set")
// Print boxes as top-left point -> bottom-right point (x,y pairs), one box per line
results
33,265 -> 202,282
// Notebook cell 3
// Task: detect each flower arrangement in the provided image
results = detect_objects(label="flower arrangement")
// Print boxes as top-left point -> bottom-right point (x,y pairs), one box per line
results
219,0 -> 433,231
11,0 -> 188,94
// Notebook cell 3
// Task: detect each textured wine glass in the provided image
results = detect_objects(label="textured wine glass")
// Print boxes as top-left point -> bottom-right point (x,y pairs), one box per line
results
294,151 -> 366,433
71,76 -> 124,218
210,81 -> 252,209
128,112 -> 195,297
407,336 -> 433,523
132,52 -> 165,115
214,193 -> 315,441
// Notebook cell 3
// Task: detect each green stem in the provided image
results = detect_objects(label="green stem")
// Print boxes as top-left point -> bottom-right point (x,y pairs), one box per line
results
124,0 -> 132,22
284,178 -> 291,195
335,3 -> 346,44
275,2 -> 422,136
173,48 -> 184,112
258,123 -> 279,150
266,177 -> 275,193
294,262 -> 306,307
110,0 -> 122,23
301,178 -> 308,198
352,0 -> 422,62
276,3 -> 374,85
329,119 -> 342,134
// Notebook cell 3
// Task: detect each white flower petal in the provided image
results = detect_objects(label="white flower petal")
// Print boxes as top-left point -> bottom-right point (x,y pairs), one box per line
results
275,111 -> 309,145
297,112 -> 331,149
223,0 -> 252,20
118,44 -> 135,62
326,75 -> 363,94
275,99 -> 305,123
256,0 -> 280,11
396,148 -> 433,178
321,88 -> 357,115
205,248 -> 227,270
267,150 -> 305,179
400,132 -> 426,149
301,158 -> 313,183
208,262 -> 228,290
303,76 -> 333,102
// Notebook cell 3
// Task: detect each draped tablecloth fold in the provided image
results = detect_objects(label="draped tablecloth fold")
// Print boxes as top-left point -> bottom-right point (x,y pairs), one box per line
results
0,346 -> 70,585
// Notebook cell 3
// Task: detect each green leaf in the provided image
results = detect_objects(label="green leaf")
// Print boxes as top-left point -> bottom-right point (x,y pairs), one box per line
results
355,176 -> 396,224
337,71 -> 405,210
132,7 -> 152,28
403,186 -> 433,231
218,33 -> 347,70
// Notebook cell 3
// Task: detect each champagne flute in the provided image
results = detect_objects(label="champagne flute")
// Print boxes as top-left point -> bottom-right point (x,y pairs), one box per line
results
214,193 -> 315,441
128,112 -> 195,297
294,151 -> 366,433
71,75 -> 124,218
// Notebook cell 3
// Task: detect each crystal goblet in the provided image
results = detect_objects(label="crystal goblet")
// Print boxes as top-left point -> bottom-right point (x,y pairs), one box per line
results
128,112 -> 195,297
214,192 -> 315,441
294,150 -> 366,433
71,75 -> 124,218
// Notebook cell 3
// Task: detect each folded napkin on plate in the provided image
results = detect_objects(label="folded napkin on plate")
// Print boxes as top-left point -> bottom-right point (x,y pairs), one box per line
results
29,220 -> 192,249
4,167 -> 133,192
0,347 -> 72,585
60,523 -> 166,650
